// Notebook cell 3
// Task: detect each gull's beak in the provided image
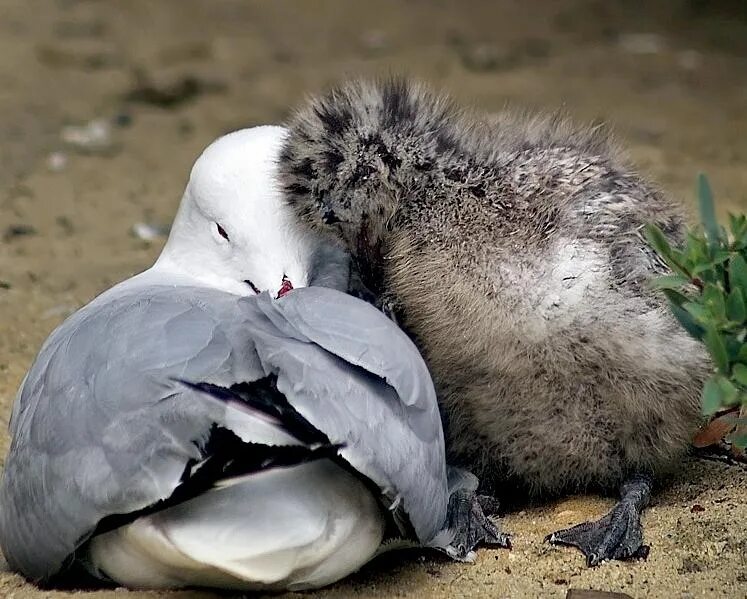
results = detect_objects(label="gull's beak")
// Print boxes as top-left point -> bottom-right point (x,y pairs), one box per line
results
276,276 -> 294,299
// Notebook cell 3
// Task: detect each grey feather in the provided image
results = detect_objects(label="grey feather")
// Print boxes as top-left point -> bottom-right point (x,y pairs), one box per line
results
250,290 -> 448,538
0,283 -> 448,582
306,241 -> 351,292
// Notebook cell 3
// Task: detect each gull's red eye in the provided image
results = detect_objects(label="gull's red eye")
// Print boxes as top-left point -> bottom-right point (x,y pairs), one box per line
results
216,223 -> 229,241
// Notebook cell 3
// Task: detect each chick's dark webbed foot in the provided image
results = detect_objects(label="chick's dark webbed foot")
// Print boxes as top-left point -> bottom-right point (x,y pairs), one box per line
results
546,474 -> 652,566
444,490 -> 511,561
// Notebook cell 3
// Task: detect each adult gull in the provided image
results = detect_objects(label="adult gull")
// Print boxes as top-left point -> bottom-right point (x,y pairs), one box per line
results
0,126 -> 507,591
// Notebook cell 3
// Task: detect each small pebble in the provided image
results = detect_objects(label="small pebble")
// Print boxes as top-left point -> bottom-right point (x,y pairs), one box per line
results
114,112 -> 133,127
47,151 -> 68,172
131,222 -> 169,241
3,224 -> 37,241
61,118 -> 115,154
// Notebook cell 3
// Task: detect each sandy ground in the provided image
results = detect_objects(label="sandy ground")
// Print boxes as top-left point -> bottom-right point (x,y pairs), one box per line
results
0,1 -> 746,597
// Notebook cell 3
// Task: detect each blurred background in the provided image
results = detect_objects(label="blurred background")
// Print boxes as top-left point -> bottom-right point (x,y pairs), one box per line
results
3,0 -> 745,321
1,1 -> 746,198
0,2 -> 746,597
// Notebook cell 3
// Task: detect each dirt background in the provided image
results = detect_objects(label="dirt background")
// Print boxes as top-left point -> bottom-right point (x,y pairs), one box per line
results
0,1 -> 746,598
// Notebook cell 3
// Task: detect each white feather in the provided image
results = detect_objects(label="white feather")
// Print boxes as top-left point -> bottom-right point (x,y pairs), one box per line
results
86,460 -> 385,591
153,126 -> 321,297
221,399 -> 300,446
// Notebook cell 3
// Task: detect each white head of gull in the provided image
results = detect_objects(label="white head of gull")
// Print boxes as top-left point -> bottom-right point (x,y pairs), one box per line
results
154,125 -> 316,298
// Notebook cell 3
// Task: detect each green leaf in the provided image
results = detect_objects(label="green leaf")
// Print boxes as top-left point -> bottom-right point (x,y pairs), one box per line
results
727,287 -> 747,323
718,376 -> 739,406
728,213 -> 745,239
702,377 -> 724,415
704,324 -> 729,373
691,263 -> 714,276
703,284 -> 726,321
737,344 -> 747,364
728,433 -> 747,449
698,173 -> 719,252
729,255 -> 747,295
644,223 -> 672,256
662,288 -> 691,307
712,250 -> 731,266
726,336 -> 744,361
643,224 -> 690,277
683,301 -> 713,325
719,225 -> 729,244
669,301 -> 705,340
685,231 -> 709,266
691,252 -> 731,276
649,275 -> 691,291
733,363 -> 747,387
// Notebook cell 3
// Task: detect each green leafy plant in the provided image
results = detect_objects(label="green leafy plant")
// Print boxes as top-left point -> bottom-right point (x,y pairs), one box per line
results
645,174 -> 747,448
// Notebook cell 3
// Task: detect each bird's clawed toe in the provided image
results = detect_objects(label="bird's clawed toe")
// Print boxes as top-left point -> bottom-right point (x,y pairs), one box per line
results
545,500 -> 648,566
444,490 -> 511,561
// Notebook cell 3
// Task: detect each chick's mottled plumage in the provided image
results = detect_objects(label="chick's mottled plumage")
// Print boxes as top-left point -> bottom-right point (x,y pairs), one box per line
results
278,79 -> 709,503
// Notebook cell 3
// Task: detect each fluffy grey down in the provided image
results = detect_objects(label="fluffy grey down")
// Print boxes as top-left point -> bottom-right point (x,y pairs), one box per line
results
278,78 -> 711,563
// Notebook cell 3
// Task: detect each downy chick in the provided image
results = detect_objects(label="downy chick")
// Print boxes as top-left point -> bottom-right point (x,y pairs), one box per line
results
276,79 -> 710,565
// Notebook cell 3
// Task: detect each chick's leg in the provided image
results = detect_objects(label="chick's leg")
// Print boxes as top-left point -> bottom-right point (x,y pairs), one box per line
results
545,473 -> 652,566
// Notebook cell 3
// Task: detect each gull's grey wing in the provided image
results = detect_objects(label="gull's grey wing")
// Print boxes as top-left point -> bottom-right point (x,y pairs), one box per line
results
1,284 -> 449,583
0,287 -> 269,582
247,288 -> 449,543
